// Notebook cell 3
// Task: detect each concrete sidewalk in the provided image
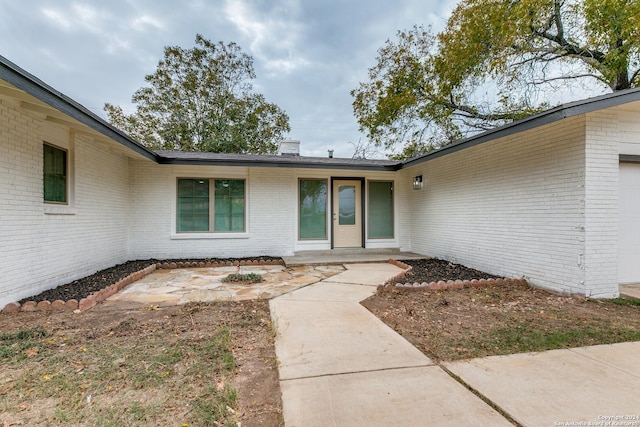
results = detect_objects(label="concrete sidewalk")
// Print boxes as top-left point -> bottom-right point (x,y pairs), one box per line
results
270,263 -> 511,426
271,262 -> 640,427
444,342 -> 640,426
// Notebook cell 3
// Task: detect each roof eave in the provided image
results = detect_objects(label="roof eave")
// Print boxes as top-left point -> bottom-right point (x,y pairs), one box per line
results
401,88 -> 640,169
156,156 -> 401,171
0,56 -> 158,162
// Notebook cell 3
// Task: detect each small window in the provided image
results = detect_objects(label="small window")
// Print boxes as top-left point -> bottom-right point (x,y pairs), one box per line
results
43,143 -> 67,203
299,179 -> 327,239
176,178 -> 245,233
368,181 -> 394,239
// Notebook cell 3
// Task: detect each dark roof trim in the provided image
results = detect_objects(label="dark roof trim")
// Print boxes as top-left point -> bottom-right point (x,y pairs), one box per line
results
6,54 -> 640,172
401,87 -> 640,169
156,153 -> 400,171
620,154 -> 640,163
0,55 -> 158,162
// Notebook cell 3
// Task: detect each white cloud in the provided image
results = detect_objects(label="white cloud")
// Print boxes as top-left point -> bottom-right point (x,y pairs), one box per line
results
40,3 -> 134,54
131,14 -> 164,31
223,0 -> 309,73
41,8 -> 72,30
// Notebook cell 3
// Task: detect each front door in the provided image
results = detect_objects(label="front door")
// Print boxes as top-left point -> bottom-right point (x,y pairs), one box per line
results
332,180 -> 362,248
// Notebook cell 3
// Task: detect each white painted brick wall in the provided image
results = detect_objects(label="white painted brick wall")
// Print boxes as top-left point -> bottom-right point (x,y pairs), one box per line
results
127,162 -> 298,259
583,111 -> 619,297
127,163 -> 400,258
618,109 -> 640,155
0,98 -> 131,307
404,116 -> 594,295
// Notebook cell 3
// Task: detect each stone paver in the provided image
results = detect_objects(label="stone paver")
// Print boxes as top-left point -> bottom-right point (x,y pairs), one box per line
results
104,264 -> 344,307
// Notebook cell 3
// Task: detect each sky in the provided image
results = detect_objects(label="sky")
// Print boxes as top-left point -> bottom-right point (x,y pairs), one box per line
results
0,0 -> 458,158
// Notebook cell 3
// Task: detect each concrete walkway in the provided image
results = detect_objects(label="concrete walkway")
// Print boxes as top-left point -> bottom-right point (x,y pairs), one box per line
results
271,262 -> 640,427
270,263 -> 512,426
444,342 -> 640,426
282,248 -> 424,266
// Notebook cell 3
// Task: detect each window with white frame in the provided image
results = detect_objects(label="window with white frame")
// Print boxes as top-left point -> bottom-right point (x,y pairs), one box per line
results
176,178 -> 245,233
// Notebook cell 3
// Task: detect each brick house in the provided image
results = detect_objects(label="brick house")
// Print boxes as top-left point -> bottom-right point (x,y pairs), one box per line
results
1,54 -> 639,307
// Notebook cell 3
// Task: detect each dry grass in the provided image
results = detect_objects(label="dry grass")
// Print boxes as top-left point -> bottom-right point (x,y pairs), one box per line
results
362,283 -> 640,362
0,301 -> 281,426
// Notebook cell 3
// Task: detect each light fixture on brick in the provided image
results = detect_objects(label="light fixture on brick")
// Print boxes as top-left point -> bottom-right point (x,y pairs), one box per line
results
413,175 -> 423,190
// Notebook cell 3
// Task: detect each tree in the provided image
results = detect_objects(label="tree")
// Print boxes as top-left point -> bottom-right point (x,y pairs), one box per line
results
352,0 -> 640,158
349,139 -> 381,159
105,34 -> 290,154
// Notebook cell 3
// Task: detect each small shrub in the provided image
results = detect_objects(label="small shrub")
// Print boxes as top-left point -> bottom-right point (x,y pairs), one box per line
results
222,273 -> 263,283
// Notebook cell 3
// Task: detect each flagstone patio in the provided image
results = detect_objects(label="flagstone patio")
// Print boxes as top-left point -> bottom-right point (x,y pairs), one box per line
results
103,264 -> 346,308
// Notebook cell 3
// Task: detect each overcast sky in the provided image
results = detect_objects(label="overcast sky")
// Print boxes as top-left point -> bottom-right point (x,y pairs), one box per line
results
0,0 -> 458,158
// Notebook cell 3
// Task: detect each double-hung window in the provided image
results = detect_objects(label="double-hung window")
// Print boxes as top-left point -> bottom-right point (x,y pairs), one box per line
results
43,143 -> 68,204
177,178 -> 245,233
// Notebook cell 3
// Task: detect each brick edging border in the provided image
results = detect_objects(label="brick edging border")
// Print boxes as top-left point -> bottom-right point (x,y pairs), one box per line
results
386,258 -> 527,290
2,259 -> 285,314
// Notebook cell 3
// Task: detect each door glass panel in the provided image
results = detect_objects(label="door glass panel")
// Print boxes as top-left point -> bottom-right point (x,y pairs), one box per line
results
299,179 -> 327,239
368,181 -> 394,238
338,185 -> 356,225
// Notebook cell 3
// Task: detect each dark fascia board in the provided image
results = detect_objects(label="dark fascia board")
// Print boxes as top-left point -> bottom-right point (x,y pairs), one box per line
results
0,55 -> 158,162
157,155 -> 401,171
401,87 -> 640,169
620,154 -> 640,163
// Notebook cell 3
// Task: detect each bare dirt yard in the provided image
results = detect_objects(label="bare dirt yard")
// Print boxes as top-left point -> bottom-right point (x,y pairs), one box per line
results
0,301 -> 282,427
4,257 -> 640,426
362,259 -> 640,362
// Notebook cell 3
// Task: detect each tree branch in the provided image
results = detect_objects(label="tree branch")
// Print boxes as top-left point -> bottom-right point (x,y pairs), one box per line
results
630,68 -> 640,86
531,73 -> 609,86
442,97 -> 519,122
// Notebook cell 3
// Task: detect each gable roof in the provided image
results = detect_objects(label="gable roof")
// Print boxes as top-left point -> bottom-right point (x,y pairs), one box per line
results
3,54 -> 640,171
0,55 -> 158,162
401,87 -> 640,169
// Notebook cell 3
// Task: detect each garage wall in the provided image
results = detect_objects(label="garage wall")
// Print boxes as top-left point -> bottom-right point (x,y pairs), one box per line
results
404,116 -> 595,295
0,98 -> 131,307
619,163 -> 640,283
618,109 -> 640,155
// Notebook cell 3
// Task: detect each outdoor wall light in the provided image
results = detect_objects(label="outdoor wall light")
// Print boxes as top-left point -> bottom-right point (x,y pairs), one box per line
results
413,175 -> 423,190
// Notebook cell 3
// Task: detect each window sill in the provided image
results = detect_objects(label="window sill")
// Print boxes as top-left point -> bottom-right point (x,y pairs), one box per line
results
44,205 -> 77,215
171,232 -> 249,240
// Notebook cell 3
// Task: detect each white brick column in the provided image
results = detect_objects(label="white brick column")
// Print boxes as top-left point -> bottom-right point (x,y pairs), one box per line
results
583,111 -> 620,297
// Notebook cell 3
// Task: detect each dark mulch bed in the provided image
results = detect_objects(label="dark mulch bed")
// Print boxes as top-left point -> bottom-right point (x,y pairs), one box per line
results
391,258 -> 501,284
19,257 -> 282,304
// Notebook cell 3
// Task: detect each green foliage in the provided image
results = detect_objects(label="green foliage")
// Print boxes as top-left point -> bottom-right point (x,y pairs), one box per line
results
105,34 -> 290,154
352,0 -> 640,159
608,298 -> 640,307
222,273 -> 263,283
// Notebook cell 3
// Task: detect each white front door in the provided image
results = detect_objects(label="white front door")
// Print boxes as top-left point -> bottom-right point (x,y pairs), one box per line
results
332,180 -> 362,248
